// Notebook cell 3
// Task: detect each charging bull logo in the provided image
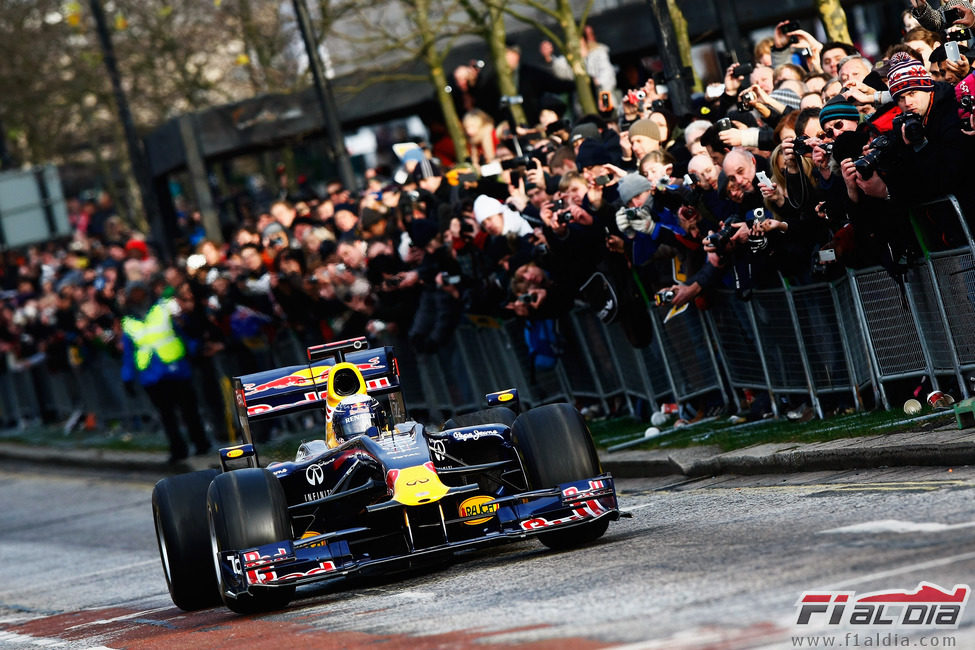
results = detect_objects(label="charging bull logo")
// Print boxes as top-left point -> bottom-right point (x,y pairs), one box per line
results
243,359 -> 384,396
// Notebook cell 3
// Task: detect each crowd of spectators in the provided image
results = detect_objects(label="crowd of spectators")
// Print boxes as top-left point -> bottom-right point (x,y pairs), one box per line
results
4,4 -> 975,428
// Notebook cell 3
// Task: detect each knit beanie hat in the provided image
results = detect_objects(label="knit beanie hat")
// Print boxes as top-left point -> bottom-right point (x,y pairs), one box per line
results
819,98 -> 861,125
618,173 -> 654,205
574,139 -> 613,168
627,118 -> 661,141
886,52 -> 934,100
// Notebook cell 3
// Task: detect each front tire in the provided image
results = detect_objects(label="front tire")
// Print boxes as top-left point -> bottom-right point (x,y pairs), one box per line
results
207,468 -> 295,614
512,403 -> 609,550
152,469 -> 221,611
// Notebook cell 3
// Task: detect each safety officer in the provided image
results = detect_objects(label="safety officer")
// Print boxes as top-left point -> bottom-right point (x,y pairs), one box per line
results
120,282 -> 210,463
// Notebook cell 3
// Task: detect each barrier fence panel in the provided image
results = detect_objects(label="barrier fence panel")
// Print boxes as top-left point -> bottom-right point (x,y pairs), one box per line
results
14,237 -> 975,437
829,279 -> 874,410
557,312 -> 608,407
929,251 -> 975,370
792,281 -> 874,412
567,310 -> 627,414
599,318 -> 658,409
650,305 -> 726,405
746,289 -> 811,399
906,262 -> 969,398
850,267 -> 930,385
638,331 -> 678,403
500,318 -> 571,406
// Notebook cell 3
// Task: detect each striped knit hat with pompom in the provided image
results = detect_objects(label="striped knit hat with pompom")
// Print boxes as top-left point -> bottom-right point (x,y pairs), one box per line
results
886,52 -> 934,100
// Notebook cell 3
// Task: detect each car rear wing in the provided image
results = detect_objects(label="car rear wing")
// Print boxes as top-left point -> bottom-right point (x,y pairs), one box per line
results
232,338 -> 402,442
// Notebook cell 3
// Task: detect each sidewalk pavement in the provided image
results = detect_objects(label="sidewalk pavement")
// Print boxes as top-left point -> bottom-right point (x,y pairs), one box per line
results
1,426 -> 973,478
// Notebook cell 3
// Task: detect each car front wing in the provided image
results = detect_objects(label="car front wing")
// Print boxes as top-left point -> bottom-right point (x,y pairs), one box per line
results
216,475 -> 619,598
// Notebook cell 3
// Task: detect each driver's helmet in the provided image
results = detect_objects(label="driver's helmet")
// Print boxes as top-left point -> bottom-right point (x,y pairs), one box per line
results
332,394 -> 386,443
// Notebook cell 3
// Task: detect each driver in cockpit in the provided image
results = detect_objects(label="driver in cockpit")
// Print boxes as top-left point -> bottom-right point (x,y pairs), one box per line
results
331,393 -> 387,445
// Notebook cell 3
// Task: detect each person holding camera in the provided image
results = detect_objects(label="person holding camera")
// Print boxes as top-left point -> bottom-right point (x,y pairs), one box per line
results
770,20 -> 824,73
404,218 -> 467,354
909,0 -> 975,34
881,52 -> 974,212
614,173 -> 705,291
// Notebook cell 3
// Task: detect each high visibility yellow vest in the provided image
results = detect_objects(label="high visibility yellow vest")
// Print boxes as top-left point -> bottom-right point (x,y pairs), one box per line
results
121,304 -> 186,371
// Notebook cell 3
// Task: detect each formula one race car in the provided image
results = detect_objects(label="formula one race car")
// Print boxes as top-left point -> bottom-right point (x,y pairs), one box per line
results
152,337 -> 620,614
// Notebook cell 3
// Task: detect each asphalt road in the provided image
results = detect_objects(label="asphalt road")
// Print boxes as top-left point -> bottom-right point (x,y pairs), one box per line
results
1,463 -> 975,649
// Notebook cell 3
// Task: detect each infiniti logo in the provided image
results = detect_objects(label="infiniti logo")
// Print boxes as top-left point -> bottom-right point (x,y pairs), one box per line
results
306,463 -> 325,485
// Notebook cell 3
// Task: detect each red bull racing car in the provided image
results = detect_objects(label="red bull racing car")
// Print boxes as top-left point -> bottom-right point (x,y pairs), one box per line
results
151,337 -> 621,614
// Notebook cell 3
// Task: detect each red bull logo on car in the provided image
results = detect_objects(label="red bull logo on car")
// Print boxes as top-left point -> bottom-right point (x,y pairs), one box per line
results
245,377 -> 391,417
243,359 -> 385,396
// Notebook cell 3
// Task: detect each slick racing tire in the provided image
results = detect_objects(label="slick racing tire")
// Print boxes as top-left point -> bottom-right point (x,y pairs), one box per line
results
152,469 -> 222,611
512,403 -> 609,550
443,406 -> 517,431
207,468 -> 295,614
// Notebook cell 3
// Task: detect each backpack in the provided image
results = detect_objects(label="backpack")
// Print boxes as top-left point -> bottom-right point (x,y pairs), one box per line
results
524,318 -> 565,375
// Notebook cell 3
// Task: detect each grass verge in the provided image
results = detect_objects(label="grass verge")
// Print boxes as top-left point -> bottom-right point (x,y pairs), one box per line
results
0,407 -> 958,459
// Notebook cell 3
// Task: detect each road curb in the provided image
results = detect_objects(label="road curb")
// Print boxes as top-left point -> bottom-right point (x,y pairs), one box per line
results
600,442 -> 975,479
5,437 -> 975,480
0,442 -> 208,476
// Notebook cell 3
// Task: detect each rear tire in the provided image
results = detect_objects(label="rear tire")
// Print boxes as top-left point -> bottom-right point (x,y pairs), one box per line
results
512,403 -> 609,550
443,406 -> 517,430
152,469 -> 221,611
207,468 -> 295,614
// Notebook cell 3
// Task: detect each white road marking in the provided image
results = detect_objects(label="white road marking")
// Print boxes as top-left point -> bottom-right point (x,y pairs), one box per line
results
622,501 -> 655,512
821,519 -> 975,535
0,630 -> 66,647
68,560 -> 157,584
821,550 -> 975,591
64,605 -> 172,630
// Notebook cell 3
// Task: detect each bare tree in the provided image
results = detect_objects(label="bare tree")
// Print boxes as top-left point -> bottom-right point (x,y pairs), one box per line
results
816,0 -> 853,44
457,0 -> 525,126
489,0 -> 597,115
332,0 -> 476,164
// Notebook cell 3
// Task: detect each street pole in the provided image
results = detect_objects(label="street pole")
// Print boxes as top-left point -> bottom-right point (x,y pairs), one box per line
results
645,0 -> 693,116
291,0 -> 356,192
712,0 -> 749,64
88,0 -> 170,259
0,118 -> 14,170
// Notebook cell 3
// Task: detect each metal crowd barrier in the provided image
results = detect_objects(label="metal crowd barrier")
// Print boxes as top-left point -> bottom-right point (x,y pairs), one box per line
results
5,194 -> 975,434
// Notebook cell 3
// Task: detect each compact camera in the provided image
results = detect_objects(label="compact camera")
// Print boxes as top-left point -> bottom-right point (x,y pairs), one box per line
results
654,289 -> 676,306
737,90 -> 756,112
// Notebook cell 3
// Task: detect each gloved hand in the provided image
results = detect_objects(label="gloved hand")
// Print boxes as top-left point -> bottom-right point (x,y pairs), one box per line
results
615,205 -> 655,239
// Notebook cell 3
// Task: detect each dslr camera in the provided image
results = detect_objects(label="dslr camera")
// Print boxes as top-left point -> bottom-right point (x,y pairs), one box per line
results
853,134 -> 894,179
705,215 -> 746,255
892,111 -> 927,149
792,135 -> 813,155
